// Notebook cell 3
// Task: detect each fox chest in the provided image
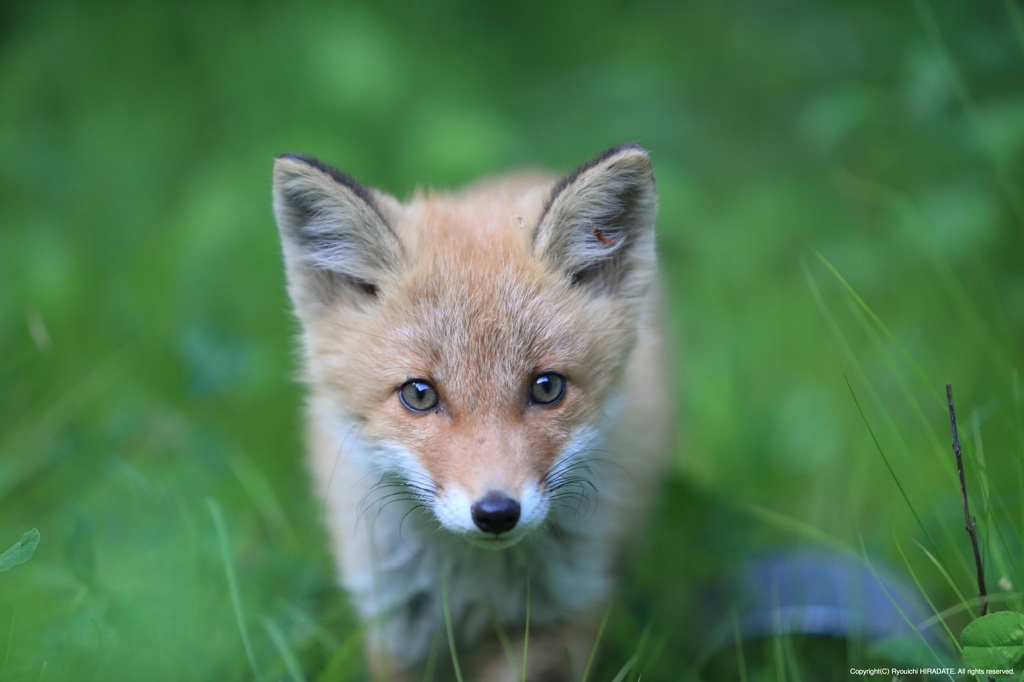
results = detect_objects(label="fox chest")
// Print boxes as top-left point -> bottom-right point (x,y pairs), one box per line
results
347,499 -> 613,664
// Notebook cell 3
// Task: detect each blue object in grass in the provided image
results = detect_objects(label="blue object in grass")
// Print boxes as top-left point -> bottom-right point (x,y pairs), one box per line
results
707,550 -> 946,653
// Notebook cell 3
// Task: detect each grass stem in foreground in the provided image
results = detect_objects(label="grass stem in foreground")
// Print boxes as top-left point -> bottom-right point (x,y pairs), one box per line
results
442,575 -> 464,682
521,573 -> 530,682
580,602 -> 612,682
207,498 -> 262,680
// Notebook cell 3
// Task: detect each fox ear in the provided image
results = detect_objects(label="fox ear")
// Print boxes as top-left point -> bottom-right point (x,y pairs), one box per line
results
273,154 -> 405,312
533,144 -> 657,298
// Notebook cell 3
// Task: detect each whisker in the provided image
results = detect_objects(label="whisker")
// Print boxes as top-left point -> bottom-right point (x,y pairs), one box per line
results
370,495 -> 421,535
398,503 -> 430,552
541,444 -> 617,525
323,417 -> 366,530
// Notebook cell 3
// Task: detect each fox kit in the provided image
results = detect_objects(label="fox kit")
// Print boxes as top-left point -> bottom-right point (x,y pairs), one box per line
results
273,144 -> 671,681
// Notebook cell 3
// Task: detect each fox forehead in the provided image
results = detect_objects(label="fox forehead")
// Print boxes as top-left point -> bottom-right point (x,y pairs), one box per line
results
307,184 -> 636,416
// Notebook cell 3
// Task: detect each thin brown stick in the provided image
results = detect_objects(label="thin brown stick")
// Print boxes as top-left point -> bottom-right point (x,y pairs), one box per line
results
946,382 -> 988,616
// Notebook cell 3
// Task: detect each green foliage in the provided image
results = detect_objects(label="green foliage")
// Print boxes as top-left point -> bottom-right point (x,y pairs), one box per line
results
0,0 -> 1022,679
961,612 -> 1024,674
0,530 -> 39,573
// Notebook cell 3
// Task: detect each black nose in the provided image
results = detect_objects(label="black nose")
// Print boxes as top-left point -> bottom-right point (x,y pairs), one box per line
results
471,492 -> 520,535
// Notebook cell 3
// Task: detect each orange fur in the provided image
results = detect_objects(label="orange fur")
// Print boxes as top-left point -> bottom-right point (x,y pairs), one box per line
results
273,145 -> 672,681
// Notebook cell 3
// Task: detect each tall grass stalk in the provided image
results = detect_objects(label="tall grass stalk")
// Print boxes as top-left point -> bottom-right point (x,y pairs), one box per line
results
811,248 -> 941,404
802,260 -> 923,468
488,614 -> 515,676
442,575 -> 464,682
858,538 -> 954,679
842,371 -> 944,562
580,601 -> 612,682
608,655 -> 637,682
891,533 -> 960,651
207,498 -> 262,680
262,616 -> 306,682
521,573 -> 530,682
422,628 -> 441,682
914,540 -> 978,620
732,614 -> 748,682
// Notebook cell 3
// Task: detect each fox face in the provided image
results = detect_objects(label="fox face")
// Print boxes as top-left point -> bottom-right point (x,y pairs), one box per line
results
273,145 -> 657,550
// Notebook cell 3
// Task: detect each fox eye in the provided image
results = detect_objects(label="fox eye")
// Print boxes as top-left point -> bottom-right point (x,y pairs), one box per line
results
530,373 -> 566,406
399,380 -> 439,413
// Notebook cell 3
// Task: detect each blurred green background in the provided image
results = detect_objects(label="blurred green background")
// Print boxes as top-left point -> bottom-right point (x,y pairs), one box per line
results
2,1 -> 1023,680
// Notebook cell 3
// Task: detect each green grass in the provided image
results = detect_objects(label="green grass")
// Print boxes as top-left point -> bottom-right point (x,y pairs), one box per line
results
2,1 -> 1024,680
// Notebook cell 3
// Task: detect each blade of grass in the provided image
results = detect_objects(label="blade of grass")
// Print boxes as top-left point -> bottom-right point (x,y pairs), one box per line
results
806,258 -> 974,581
423,627 -> 441,682
732,614 -> 748,682
640,634 -> 668,681
0,345 -> 128,503
836,285 -> 975,582
969,424 -> 1019,590
811,247 -> 941,405
262,616 -> 306,682
842,370 -> 945,563
891,532 -> 960,652
207,498 -> 262,680
771,631 -> 785,682
609,656 -> 637,682
229,455 -> 294,544
521,573 -> 530,682
914,539 -> 977,620
803,260 -> 923,466
842,295 -> 959,482
782,631 -> 802,682
805,260 -> 975,578
315,624 -> 369,682
858,537 -> 954,678
580,601 -> 612,682
488,614 -> 515,677
923,497 -> 978,592
769,573 -> 786,682
917,592 -> 1022,631
804,258 -> 967,566
627,623 -> 652,682
442,575 -> 464,682
735,499 -> 855,558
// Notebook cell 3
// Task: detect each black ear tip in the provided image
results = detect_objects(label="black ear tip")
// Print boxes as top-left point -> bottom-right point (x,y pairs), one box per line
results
604,143 -> 654,181
271,155 -> 383,212
614,142 -> 647,154
273,154 -> 317,183
275,153 -> 335,174
599,142 -> 650,162
584,143 -> 648,169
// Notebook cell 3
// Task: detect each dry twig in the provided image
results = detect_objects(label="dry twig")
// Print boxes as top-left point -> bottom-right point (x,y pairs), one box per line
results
946,382 -> 988,616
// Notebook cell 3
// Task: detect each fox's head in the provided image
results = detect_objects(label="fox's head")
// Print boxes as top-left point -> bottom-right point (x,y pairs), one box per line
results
273,145 -> 657,550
